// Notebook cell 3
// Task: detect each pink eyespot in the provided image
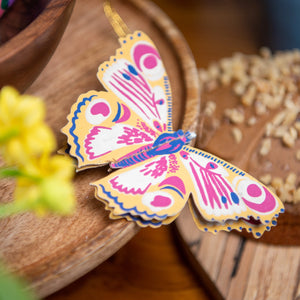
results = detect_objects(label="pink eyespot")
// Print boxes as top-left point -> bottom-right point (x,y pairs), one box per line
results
247,183 -> 263,198
151,195 -> 172,208
144,55 -> 157,69
85,99 -> 111,125
132,42 -> 164,81
235,178 -> 277,214
90,102 -> 110,116
180,151 -> 189,160
142,191 -> 174,212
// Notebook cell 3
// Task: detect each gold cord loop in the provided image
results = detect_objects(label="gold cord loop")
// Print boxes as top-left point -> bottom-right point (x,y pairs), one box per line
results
103,1 -> 130,38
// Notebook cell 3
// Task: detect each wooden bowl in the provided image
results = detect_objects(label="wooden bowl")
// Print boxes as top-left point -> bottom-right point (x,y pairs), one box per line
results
0,0 -> 75,92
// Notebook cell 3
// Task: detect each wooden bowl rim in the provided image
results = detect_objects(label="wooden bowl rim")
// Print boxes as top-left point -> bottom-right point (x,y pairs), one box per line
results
0,0 -> 75,63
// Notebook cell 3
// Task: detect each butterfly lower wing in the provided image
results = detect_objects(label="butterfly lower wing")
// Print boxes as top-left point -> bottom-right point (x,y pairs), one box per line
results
92,154 -> 189,226
188,198 -> 277,237
178,146 -> 284,238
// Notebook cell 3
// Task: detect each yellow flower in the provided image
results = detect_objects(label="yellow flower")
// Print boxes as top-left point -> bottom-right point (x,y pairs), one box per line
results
14,154 -> 76,216
0,86 -> 56,165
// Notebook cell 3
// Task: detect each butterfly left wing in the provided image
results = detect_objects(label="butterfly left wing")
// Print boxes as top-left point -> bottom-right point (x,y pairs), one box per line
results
62,31 -> 173,170
178,146 -> 284,238
92,153 -> 190,227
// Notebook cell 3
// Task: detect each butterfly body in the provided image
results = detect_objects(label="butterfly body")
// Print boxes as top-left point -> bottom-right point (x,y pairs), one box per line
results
62,31 -> 284,238
111,130 -> 194,169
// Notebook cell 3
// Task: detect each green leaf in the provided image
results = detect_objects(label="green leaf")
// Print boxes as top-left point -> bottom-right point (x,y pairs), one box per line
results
0,264 -> 36,300
0,167 -> 22,178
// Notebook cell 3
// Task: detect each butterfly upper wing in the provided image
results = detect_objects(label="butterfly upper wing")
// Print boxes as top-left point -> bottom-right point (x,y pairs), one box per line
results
178,146 -> 284,238
62,31 -> 173,169
92,153 -> 190,226
99,31 -> 173,131
62,90 -> 158,169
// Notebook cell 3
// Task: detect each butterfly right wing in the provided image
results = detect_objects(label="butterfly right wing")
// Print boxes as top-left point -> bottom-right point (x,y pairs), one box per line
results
178,146 -> 284,238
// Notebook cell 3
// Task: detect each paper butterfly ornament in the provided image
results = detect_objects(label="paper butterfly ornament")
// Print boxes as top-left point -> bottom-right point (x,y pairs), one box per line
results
62,31 -> 284,238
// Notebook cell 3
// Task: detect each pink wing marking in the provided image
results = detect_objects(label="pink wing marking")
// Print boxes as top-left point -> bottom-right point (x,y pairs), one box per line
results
168,154 -> 180,173
243,186 -> 277,213
107,156 -> 170,197
140,156 -> 168,179
190,162 -> 217,208
159,176 -> 186,195
199,166 -> 224,209
109,68 -> 159,119
189,157 -> 238,211
151,195 -> 172,208
137,120 -> 157,138
133,44 -> 161,71
117,126 -> 154,145
115,104 -> 131,123
209,175 -> 229,209
84,124 -> 154,161
90,102 -> 110,116
84,126 -> 112,159
109,176 -> 151,195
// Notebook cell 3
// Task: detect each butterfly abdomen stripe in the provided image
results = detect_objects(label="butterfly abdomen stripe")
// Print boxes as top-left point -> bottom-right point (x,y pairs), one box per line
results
111,148 -> 153,168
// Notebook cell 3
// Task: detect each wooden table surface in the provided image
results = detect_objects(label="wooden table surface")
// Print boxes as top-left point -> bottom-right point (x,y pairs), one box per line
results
45,0 -> 261,299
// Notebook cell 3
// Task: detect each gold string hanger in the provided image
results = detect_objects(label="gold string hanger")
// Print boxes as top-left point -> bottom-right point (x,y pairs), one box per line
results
103,1 -> 131,38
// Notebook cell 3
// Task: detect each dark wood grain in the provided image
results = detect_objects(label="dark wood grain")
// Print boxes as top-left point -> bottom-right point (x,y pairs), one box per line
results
47,227 -> 212,300
0,0 -> 75,92
0,0 -> 49,45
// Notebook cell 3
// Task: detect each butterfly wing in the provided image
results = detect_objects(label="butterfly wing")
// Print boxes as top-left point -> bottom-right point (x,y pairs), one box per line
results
92,153 -> 190,226
62,31 -> 173,169
178,146 -> 284,238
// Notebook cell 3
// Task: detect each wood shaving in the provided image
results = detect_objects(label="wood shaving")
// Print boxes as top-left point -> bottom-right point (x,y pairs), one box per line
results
224,108 -> 245,124
231,127 -> 242,144
198,49 -> 300,203
260,173 -> 300,203
296,150 -> 300,161
259,138 -> 271,156
282,127 -> 298,147
294,188 -> 300,203
241,84 -> 256,106
247,116 -> 257,126
259,174 -> 272,185
203,101 -> 216,117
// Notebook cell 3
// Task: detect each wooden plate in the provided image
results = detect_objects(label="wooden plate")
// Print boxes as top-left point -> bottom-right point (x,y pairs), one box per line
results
176,207 -> 300,300
0,0 -> 200,298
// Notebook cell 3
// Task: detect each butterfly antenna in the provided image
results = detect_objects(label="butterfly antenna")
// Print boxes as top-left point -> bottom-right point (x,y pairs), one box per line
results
103,1 -> 131,38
